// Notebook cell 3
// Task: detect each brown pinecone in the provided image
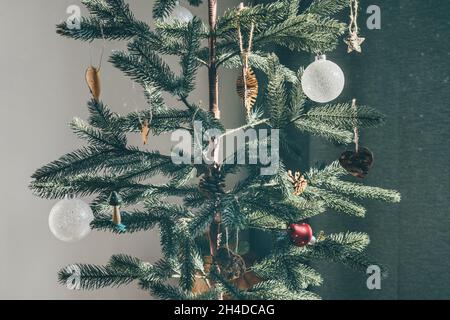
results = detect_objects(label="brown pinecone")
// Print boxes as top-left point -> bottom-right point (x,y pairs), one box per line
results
198,164 -> 225,199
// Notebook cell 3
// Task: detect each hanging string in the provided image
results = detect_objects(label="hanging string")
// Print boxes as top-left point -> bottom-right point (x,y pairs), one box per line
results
225,227 -> 231,257
237,3 -> 256,118
345,0 -> 365,53
235,229 -> 240,254
89,22 -> 106,70
352,98 -> 359,153
349,0 -> 359,35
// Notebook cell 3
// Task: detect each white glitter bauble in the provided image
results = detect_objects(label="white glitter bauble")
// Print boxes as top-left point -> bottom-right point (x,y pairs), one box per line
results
163,1 -> 193,23
49,196 -> 94,242
301,55 -> 345,103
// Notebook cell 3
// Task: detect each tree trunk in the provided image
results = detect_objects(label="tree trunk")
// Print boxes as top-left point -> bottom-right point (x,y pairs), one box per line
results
208,0 -> 220,119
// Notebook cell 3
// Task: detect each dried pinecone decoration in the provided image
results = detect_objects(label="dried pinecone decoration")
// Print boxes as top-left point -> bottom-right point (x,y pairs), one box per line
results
198,164 -> 225,199
287,170 -> 308,196
236,68 -> 259,114
214,247 -> 246,281
339,147 -> 374,178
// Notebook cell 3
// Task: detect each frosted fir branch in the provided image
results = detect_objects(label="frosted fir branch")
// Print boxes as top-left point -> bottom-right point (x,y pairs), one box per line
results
305,0 -> 349,16
70,118 -> 127,149
253,14 -> 346,53
246,281 -> 321,300
321,179 -> 401,203
305,103 -> 386,130
305,186 -> 367,217
58,260 -> 142,290
252,254 -> 323,291
110,49 -> 181,95
30,147 -> 117,182
153,0 -> 203,20
293,118 -> 354,144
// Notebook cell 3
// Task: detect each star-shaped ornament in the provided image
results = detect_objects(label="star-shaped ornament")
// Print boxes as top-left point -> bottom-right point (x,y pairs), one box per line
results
345,31 -> 365,53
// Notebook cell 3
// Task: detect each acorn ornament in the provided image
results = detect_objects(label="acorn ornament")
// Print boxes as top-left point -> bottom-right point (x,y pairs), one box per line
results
85,66 -> 101,101
109,191 -> 126,232
287,223 -> 313,247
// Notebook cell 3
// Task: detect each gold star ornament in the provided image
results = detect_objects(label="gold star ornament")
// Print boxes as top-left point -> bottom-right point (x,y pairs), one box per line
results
345,31 -> 365,53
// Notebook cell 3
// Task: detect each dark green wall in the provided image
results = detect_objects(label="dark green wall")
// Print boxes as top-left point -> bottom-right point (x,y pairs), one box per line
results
260,0 -> 450,299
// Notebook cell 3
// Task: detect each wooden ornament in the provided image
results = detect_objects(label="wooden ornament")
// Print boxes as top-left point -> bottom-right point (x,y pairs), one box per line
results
85,66 -> 101,101
236,68 -> 258,114
287,170 -> 308,196
141,119 -> 150,145
214,247 -> 246,281
231,271 -> 261,291
339,147 -> 374,178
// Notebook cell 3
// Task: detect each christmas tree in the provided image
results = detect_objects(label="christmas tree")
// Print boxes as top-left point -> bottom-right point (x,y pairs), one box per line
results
30,0 -> 400,300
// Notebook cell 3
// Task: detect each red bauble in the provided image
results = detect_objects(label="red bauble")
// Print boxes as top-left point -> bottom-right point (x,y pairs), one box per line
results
287,223 -> 313,247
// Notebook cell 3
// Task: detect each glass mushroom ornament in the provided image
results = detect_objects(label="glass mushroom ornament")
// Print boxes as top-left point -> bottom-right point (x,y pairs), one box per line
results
301,55 -> 345,103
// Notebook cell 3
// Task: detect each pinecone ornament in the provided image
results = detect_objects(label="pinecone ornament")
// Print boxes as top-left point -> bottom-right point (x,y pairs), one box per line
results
198,164 -> 225,199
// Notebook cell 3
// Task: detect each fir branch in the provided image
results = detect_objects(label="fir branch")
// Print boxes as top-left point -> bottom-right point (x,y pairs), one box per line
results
209,267 -> 247,300
180,19 -> 203,96
188,203 -> 216,236
58,0 -> 151,41
221,196 -> 246,230
305,103 -> 386,130
305,186 -> 367,217
70,117 -> 127,149
178,237 -> 196,291
266,69 -> 289,128
253,14 -> 346,53
58,262 -> 140,290
146,282 -> 190,300
306,0 -> 349,16
321,179 -> 401,203
222,52 -> 299,86
153,0 -> 178,19
253,254 -> 323,291
293,118 -> 354,144
110,48 -> 181,95
298,232 -> 387,276
30,147 -> 116,182
246,280 -> 321,300
92,211 -> 158,233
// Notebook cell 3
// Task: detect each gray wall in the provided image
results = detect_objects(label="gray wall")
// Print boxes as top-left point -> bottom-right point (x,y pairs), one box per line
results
304,0 -> 450,300
0,0 -> 242,299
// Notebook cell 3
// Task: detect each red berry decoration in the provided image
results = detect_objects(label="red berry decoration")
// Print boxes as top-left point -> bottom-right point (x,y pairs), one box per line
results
288,223 -> 313,247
